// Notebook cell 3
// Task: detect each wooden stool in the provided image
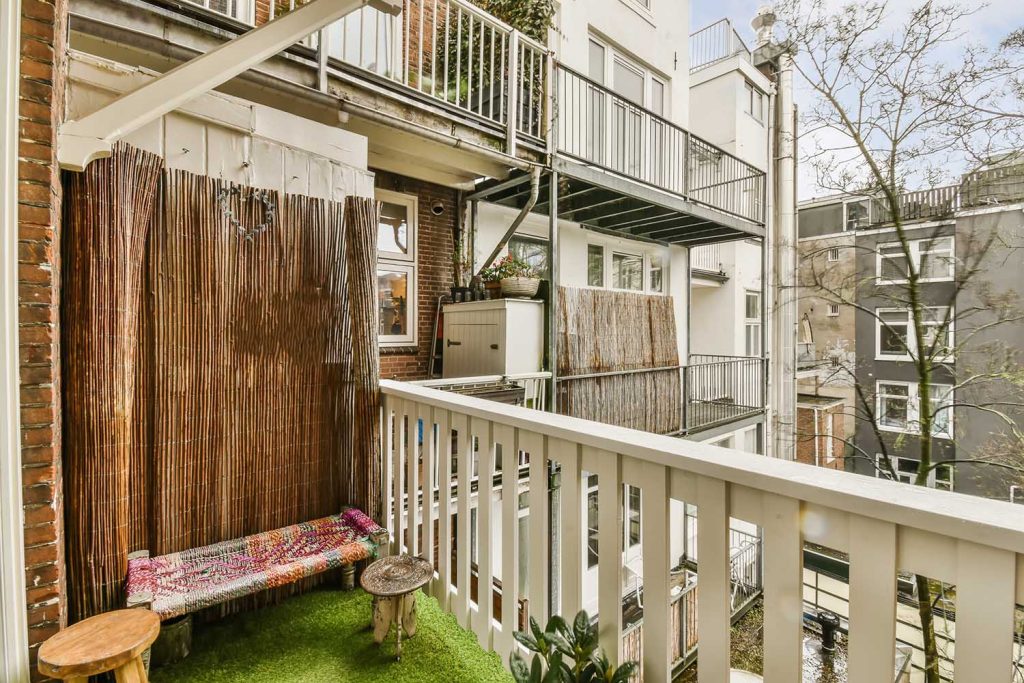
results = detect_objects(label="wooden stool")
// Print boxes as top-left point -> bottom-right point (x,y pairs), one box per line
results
38,609 -> 160,683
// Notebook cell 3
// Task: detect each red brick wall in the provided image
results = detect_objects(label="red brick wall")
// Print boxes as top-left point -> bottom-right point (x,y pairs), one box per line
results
796,404 -> 845,470
374,171 -> 457,382
18,0 -> 68,675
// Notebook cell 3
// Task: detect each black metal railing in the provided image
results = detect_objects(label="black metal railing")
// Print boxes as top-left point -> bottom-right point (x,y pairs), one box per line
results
684,355 -> 764,432
554,64 -> 766,225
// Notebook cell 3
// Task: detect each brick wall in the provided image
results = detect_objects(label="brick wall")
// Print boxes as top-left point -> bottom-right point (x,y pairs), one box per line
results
374,171 -> 457,382
795,403 -> 845,470
18,0 -> 68,675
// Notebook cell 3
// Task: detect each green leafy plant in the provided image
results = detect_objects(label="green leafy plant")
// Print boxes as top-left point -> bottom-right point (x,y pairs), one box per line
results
509,611 -> 638,683
480,254 -> 537,282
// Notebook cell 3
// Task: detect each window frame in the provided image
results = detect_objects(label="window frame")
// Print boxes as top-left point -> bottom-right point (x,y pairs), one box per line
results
875,454 -> 954,490
744,290 -> 761,356
185,0 -> 255,24
826,247 -> 840,262
844,199 -> 872,231
743,80 -> 765,124
587,242 -> 666,295
876,236 -> 956,284
875,307 -> 954,362
376,189 -> 419,348
876,380 -> 954,439
827,303 -> 840,317
588,34 -> 669,117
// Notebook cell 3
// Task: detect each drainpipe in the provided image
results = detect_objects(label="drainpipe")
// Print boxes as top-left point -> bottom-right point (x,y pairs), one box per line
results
475,167 -> 542,277
754,6 -> 798,461
772,50 -> 798,462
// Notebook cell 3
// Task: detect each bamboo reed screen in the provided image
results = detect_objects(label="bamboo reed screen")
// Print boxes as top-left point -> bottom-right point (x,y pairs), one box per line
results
62,145 -> 381,621
557,287 -> 681,434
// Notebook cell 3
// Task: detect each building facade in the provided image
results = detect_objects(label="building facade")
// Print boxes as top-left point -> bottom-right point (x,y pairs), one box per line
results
796,169 -> 1024,497
1,0 -> 797,676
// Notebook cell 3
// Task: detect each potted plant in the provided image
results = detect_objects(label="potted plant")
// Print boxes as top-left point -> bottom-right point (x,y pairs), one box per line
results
483,254 -> 540,299
510,611 -> 638,683
451,239 -> 474,302
479,261 -> 504,299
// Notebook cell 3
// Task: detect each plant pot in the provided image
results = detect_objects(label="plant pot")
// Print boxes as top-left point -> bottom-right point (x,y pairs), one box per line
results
500,277 -> 540,298
485,281 -> 503,299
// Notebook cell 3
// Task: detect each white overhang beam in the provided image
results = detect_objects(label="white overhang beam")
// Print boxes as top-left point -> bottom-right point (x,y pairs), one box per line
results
58,0 -> 401,171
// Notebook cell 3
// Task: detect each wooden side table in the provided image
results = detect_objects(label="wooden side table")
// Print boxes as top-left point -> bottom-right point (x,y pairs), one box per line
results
360,554 -> 432,661
38,608 -> 160,683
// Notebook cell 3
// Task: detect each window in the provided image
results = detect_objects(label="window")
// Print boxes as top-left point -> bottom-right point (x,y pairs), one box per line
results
876,307 -> 953,360
649,255 -> 664,293
586,475 -> 599,568
186,0 -> 253,22
587,245 -> 605,287
929,384 -> 954,439
876,455 -> 954,489
845,199 -> 872,231
877,237 -> 955,283
878,382 -> 911,431
827,304 -> 840,317
878,243 -> 909,281
745,291 -> 761,356
876,381 -> 954,438
509,236 -> 549,279
377,190 -> 417,346
625,485 -> 641,548
878,310 -> 909,357
827,247 -> 840,262
588,244 -> 664,294
919,237 -> 955,280
612,252 -> 644,291
744,81 -> 764,123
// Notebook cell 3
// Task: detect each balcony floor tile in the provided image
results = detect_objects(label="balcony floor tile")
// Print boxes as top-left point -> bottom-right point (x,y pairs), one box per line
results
151,588 -> 511,683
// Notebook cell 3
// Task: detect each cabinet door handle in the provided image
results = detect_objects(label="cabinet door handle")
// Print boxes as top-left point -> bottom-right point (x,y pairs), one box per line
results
490,344 -> 499,350
447,339 -> 462,347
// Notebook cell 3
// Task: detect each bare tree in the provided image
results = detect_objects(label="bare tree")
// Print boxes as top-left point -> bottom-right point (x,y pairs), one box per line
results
776,1 -> 1024,680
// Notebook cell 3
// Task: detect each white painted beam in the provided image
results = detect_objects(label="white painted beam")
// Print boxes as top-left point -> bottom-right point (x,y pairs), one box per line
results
58,0 -> 401,171
1,0 -> 30,678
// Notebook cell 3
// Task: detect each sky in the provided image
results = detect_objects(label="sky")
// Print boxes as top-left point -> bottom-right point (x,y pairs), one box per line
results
691,0 -> 1024,200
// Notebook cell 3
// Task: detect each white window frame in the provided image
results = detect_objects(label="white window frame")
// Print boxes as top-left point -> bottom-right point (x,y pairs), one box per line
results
875,307 -> 954,362
743,81 -> 765,124
827,247 -> 840,262
376,189 -> 418,347
844,198 -> 872,231
827,303 -> 840,317
876,380 -> 954,439
876,236 -> 955,284
186,0 -> 255,24
588,35 -> 669,117
744,290 -> 761,356
611,250 -> 645,292
875,454 -> 953,490
587,242 -> 666,295
823,411 -> 835,464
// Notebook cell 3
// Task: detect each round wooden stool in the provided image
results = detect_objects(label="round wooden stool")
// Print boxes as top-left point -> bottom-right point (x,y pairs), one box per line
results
38,609 -> 160,683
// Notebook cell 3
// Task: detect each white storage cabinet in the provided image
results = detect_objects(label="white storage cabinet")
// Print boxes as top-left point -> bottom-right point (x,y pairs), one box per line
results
442,299 -> 544,378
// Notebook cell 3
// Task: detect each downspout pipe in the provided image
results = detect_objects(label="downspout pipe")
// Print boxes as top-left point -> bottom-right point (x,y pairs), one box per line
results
475,167 -> 542,276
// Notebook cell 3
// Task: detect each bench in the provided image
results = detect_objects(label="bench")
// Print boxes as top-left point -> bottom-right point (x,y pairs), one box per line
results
125,507 -> 389,620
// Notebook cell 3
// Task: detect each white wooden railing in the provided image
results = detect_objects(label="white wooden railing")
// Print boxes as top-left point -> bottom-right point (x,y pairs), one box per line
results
381,379 -> 1024,683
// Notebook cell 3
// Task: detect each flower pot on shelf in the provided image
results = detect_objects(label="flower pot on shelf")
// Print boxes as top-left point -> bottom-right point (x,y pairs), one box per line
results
485,281 -> 503,299
500,277 -> 540,298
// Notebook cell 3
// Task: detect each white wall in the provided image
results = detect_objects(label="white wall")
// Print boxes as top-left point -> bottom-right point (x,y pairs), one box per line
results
475,203 -> 689,361
690,240 -> 762,357
554,0 -> 691,129
689,58 -> 772,171
67,52 -> 375,200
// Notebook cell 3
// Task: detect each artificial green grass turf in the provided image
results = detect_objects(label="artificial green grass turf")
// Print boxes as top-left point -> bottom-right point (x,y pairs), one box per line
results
150,589 -> 513,683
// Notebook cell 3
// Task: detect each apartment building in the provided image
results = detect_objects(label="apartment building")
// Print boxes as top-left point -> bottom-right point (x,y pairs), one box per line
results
796,164 -> 1024,498
2,0 -> 800,677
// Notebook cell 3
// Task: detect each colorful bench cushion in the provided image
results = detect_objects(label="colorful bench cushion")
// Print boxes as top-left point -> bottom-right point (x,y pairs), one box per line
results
125,508 -> 386,620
